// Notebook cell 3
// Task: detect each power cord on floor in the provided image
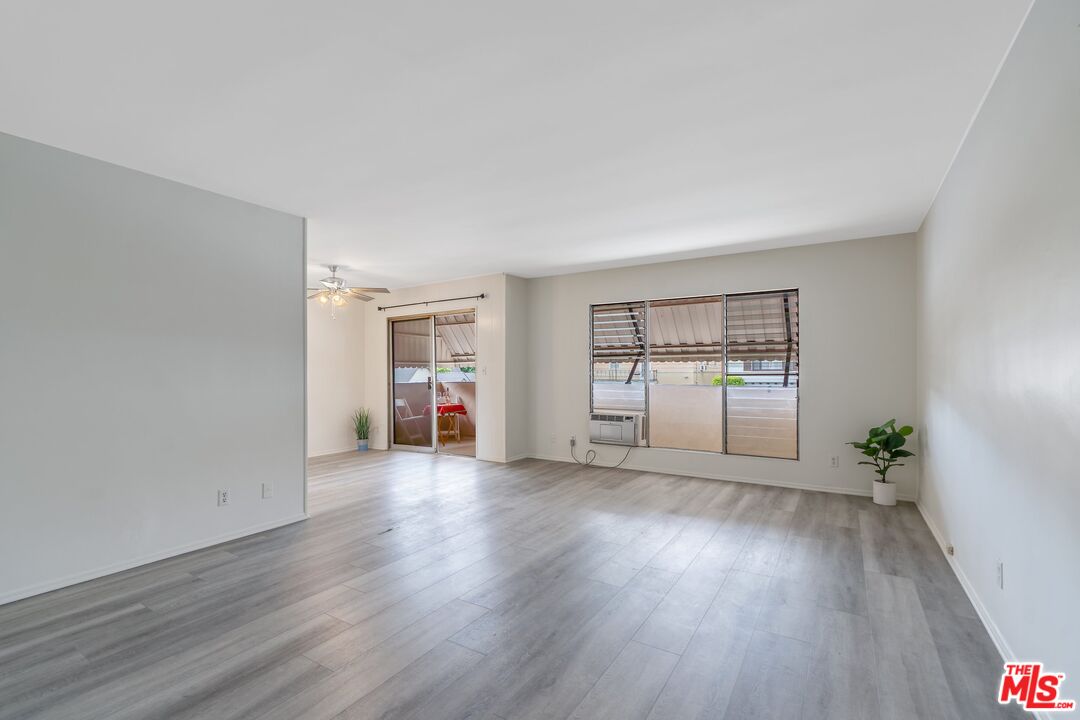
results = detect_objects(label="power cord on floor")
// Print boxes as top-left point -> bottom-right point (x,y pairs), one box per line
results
570,438 -> 634,468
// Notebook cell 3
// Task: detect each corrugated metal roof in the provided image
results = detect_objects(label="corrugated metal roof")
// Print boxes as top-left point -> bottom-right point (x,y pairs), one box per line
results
436,313 -> 476,363
649,297 -> 724,361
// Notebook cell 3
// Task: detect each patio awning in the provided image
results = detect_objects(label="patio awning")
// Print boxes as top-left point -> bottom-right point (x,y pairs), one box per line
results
591,292 -> 798,369
725,291 -> 799,369
436,313 -> 476,363
392,312 -> 476,368
648,297 -> 724,362
591,302 -> 646,364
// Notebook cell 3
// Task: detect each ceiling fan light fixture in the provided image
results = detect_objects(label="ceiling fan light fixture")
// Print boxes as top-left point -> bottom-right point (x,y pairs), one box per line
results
308,264 -> 388,315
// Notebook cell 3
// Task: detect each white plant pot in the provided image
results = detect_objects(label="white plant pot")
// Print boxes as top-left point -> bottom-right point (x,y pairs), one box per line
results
872,481 -> 897,506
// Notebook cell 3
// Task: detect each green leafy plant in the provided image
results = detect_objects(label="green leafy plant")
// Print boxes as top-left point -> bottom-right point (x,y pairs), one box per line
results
711,375 -> 746,386
352,408 -> 371,440
848,419 -> 914,483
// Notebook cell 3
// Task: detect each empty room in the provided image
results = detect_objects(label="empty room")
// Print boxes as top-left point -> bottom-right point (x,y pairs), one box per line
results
1,1 -> 1077,719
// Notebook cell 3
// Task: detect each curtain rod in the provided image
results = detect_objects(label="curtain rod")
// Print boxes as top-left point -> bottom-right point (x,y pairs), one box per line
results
377,293 -> 485,311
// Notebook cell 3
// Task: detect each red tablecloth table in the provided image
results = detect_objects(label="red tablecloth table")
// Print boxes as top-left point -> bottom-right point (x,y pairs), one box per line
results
422,403 -> 467,416
422,404 -> 468,443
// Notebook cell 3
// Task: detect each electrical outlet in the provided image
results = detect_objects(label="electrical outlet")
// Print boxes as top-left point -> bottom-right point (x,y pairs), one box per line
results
997,561 -> 1004,590
570,435 -> 577,447
262,482 -> 273,499
829,455 -> 840,468
217,489 -> 230,506
549,433 -> 556,445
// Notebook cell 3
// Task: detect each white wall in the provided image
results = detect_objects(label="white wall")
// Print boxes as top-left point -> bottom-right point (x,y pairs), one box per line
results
527,234 -> 919,498
362,274 -> 510,462
307,301 -> 365,456
916,0 -> 1078,675
0,133 -> 306,603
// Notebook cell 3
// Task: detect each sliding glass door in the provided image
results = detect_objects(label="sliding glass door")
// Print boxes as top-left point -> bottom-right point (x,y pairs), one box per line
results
389,310 -> 479,455
390,317 -> 436,450
434,312 -> 477,457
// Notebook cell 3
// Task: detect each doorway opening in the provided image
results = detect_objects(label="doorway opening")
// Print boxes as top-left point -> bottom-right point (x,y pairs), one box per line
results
390,310 -> 476,458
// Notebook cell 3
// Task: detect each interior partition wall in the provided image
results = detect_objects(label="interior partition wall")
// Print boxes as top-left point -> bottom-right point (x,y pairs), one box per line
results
589,289 -> 799,460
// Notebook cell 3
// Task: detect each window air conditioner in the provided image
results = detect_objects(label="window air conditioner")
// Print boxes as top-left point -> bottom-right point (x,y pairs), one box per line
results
588,413 -> 640,447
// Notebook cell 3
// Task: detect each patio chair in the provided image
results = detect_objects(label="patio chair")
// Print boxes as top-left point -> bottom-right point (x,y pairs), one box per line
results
394,398 -> 427,444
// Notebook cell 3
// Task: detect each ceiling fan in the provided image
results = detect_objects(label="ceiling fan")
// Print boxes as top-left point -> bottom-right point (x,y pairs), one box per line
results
307,265 -> 389,317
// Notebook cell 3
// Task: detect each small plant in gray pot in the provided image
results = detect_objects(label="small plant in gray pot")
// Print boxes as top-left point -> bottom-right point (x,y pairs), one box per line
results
848,419 -> 914,506
353,408 -> 371,452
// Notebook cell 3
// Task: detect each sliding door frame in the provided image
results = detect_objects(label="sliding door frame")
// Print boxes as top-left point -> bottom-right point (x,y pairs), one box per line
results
387,307 -> 478,455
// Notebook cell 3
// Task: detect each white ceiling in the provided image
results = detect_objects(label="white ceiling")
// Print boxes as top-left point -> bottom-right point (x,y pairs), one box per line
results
0,1 -> 1030,288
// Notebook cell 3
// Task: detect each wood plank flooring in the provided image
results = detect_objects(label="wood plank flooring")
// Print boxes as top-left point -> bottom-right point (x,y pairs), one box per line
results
0,451 -> 1021,719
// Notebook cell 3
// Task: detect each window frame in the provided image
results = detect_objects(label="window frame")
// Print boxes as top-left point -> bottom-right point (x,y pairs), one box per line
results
588,301 -> 649,417
588,289 -> 799,461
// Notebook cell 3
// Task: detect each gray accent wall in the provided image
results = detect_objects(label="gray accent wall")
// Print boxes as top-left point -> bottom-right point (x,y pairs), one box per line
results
0,133 -> 306,603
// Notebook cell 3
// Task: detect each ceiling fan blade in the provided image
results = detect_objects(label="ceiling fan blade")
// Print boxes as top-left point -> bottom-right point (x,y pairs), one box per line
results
346,287 -> 390,294
346,290 -> 375,301
307,290 -> 329,300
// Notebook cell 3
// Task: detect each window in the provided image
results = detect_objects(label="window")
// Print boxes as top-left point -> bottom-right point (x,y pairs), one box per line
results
648,296 -> 725,453
589,289 -> 798,460
724,290 -> 799,459
590,302 -> 646,412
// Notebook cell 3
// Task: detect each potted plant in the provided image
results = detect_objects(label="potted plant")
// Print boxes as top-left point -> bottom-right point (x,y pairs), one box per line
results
848,419 -> 914,506
352,408 -> 371,452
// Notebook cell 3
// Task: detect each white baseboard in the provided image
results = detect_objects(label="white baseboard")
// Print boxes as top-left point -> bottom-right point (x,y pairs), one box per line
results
525,453 -> 917,501
915,502 -> 1017,658
308,446 -> 358,458
0,513 -> 309,607
914,502 -> 1049,718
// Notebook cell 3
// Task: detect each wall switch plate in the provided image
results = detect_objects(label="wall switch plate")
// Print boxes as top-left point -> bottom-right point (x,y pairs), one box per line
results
218,489 -> 230,506
262,482 -> 273,499
830,455 -> 840,468
996,561 -> 1004,589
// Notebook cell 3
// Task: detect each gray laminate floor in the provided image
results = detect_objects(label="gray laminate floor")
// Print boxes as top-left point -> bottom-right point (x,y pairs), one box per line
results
0,452 -> 1019,719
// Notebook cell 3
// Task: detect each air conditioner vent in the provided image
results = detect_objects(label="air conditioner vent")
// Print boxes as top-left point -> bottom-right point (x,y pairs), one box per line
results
588,413 -> 639,446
